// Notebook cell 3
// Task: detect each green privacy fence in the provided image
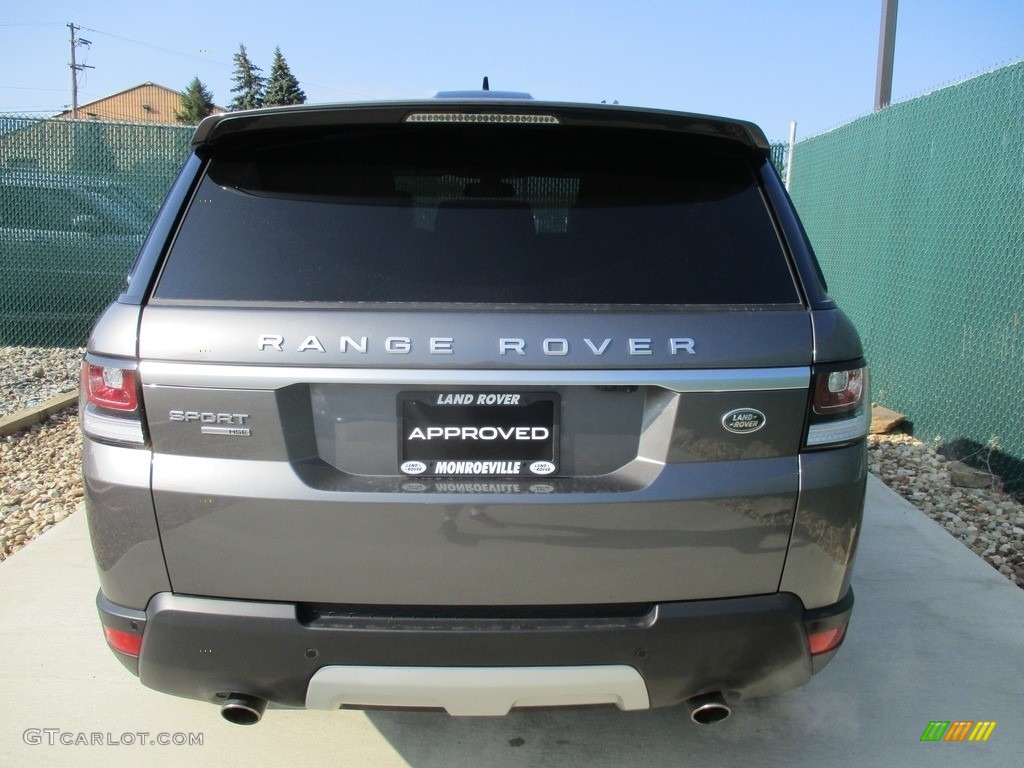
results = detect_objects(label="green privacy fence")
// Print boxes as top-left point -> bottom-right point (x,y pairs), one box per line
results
0,115 -> 193,346
790,61 -> 1024,495
0,113 -> 787,350
769,142 -> 787,180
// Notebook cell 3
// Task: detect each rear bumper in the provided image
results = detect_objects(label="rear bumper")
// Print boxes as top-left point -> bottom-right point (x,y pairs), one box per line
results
97,589 -> 853,712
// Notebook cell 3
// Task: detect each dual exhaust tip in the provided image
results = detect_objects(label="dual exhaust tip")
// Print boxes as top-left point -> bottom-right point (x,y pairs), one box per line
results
219,690 -> 731,726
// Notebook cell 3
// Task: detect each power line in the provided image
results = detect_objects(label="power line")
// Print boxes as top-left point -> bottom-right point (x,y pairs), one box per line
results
78,24 -> 376,99
79,25 -> 235,68
6,21 -> 374,107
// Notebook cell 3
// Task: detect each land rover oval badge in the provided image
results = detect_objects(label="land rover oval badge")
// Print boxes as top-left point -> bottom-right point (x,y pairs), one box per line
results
722,408 -> 766,434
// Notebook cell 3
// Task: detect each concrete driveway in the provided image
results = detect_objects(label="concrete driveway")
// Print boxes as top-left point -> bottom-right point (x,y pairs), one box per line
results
1,476 -> 1021,767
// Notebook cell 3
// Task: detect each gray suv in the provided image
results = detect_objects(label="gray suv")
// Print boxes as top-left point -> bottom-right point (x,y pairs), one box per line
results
80,91 -> 868,726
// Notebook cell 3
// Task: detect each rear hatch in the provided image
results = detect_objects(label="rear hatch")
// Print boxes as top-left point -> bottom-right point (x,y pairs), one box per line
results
139,107 -> 815,605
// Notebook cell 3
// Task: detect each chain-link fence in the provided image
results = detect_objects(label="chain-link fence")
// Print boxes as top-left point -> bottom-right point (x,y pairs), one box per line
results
0,115 -> 192,346
769,142 -> 787,182
7,96 -> 1018,492
791,61 -> 1024,496
0,115 -> 787,350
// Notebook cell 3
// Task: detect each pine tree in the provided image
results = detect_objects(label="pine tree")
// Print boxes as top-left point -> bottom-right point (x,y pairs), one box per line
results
229,43 -> 265,111
263,47 -> 306,106
175,76 -> 216,124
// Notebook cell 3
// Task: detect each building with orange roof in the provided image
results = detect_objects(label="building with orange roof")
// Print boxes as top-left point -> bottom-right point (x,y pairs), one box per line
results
54,82 -> 224,124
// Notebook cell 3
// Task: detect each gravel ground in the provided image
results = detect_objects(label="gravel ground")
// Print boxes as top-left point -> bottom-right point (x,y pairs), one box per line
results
0,409 -> 83,560
1,345 -> 85,418
868,432 -> 1024,589
1,346 -> 85,562
2,346 -> 1023,589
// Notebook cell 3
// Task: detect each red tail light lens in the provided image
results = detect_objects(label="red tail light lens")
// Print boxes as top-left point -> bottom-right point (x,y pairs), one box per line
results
104,626 -> 143,657
83,363 -> 138,411
813,368 -> 865,414
80,360 -> 146,446
808,625 -> 846,655
805,364 -> 869,448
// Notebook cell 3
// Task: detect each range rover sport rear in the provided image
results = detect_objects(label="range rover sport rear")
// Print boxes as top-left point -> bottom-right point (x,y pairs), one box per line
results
81,93 -> 868,724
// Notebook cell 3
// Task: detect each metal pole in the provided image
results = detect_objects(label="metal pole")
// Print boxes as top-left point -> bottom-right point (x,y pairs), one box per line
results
786,121 -> 796,192
875,0 -> 899,110
68,22 -> 78,119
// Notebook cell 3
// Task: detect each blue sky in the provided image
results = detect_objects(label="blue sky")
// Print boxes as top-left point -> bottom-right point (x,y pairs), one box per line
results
2,0 -> 1021,140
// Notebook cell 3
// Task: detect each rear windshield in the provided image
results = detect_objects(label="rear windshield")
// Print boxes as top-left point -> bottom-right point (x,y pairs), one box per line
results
155,124 -> 799,305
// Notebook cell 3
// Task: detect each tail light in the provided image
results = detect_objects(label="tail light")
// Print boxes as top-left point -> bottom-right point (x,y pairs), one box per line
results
103,626 -> 143,657
805,364 -> 869,448
807,625 -> 846,655
80,360 -> 146,445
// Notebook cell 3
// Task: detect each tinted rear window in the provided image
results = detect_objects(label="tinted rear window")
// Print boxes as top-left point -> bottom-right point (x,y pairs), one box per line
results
155,125 -> 799,305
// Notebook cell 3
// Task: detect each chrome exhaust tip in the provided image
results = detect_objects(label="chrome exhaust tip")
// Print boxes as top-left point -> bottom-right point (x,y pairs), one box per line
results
686,692 -> 732,725
220,693 -> 268,725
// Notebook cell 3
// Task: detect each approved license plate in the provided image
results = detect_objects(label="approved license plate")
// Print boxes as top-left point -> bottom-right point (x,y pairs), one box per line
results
399,392 -> 559,477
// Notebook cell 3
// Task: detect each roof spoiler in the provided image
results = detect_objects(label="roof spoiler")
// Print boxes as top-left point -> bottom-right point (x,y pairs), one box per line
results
190,99 -> 771,154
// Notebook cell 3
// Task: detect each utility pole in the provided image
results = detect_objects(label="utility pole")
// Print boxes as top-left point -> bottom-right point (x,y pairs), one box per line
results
68,22 -> 94,119
874,0 -> 899,110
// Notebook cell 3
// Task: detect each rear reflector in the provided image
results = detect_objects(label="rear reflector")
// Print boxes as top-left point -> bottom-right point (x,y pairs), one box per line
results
104,626 -> 143,657
808,625 -> 846,655
806,410 -> 870,446
81,406 -> 146,445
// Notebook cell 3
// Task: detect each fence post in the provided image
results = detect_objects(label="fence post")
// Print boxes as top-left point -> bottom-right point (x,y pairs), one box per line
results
786,121 -> 797,192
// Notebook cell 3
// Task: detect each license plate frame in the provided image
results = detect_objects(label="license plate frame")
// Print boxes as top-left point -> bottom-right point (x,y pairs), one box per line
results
399,391 -> 559,477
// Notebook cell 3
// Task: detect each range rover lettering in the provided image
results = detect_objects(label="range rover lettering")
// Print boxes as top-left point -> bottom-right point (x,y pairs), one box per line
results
81,88 -> 868,726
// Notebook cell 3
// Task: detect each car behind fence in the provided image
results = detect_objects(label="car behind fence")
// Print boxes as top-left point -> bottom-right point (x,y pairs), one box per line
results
0,116 -> 190,346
